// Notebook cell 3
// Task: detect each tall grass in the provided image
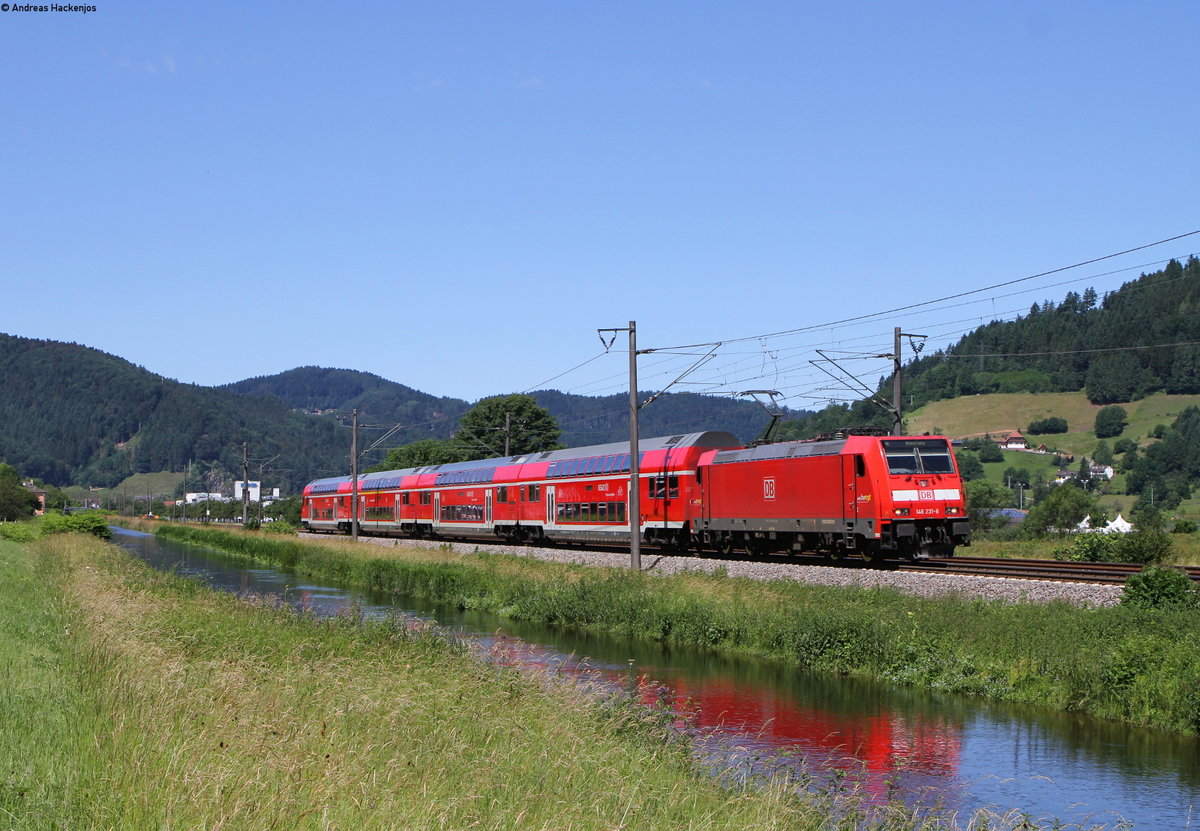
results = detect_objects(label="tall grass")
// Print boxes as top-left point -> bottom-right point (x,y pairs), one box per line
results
156,525 -> 1200,735
7,534 -> 842,830
0,538 -> 98,826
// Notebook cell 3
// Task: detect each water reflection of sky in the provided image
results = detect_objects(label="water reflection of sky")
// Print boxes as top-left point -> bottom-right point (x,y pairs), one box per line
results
113,527 -> 1200,828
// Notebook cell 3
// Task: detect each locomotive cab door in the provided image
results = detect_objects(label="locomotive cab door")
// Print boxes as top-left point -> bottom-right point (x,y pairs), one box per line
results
843,455 -> 859,527
843,453 -> 876,558
842,454 -> 870,549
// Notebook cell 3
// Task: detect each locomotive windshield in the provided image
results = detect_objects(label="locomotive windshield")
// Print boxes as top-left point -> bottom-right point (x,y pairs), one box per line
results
882,439 -> 955,475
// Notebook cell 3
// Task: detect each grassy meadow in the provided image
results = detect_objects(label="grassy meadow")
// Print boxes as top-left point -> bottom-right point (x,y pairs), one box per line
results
906,390 -> 1200,458
4,532 -> 849,830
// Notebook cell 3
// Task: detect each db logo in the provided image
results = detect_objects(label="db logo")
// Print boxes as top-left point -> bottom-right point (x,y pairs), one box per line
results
919,489 -> 935,500
763,477 -> 776,500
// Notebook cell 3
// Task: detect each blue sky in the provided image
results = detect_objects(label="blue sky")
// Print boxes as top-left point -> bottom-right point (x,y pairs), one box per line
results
3,1 -> 1198,409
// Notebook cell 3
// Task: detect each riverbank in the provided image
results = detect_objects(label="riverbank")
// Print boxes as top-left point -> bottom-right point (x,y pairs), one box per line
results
152,523 -> 1200,735
3,534 -> 842,829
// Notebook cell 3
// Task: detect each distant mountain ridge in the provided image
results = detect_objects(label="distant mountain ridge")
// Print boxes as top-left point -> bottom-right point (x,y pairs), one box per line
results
0,334 -> 774,490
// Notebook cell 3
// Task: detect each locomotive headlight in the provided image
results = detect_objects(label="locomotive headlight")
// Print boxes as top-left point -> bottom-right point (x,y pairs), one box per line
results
946,507 -> 961,516
893,508 -> 910,516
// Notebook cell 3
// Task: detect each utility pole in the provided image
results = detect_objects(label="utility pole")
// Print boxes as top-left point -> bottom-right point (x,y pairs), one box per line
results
598,321 -> 643,570
504,412 -> 511,457
351,409 -> 360,542
242,442 -> 250,527
628,321 -> 641,570
892,327 -> 903,435
892,327 -> 928,436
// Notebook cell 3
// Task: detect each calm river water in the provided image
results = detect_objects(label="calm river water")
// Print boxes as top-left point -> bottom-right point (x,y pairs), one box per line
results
111,527 -> 1199,828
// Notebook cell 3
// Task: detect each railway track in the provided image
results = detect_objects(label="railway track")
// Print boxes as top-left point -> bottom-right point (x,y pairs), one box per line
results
902,556 -> 1200,585
308,530 -> 1199,587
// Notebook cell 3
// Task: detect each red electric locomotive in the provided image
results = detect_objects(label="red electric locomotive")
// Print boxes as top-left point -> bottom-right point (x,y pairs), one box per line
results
300,429 -> 970,561
693,432 -> 970,560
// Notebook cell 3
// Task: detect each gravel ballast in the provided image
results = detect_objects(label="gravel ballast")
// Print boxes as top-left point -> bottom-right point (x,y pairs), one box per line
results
342,535 -> 1125,607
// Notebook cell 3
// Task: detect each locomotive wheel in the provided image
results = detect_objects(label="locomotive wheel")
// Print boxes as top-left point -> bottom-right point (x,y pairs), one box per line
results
719,536 -> 736,556
858,544 -> 876,564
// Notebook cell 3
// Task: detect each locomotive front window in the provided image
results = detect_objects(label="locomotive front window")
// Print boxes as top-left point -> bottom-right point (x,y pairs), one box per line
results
882,439 -> 955,475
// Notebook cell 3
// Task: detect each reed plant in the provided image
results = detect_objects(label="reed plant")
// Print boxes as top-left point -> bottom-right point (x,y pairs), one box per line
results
155,525 -> 1200,735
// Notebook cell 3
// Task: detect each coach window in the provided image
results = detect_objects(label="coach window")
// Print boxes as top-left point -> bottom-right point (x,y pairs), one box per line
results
497,486 -> 508,503
528,483 -> 540,502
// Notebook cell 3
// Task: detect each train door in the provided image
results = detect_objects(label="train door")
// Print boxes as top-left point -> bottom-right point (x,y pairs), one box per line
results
843,453 -> 873,555
545,485 -> 556,530
843,454 -> 860,526
433,492 -> 441,529
485,490 -> 493,526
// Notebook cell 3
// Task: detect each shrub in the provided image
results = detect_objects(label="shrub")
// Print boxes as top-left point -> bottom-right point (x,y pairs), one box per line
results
0,521 -> 41,542
1028,416 -> 1068,435
1053,532 -> 1120,562
1122,565 -> 1198,609
39,511 -> 112,539
1119,527 -> 1173,564
263,520 -> 298,535
1052,528 -> 1172,564
978,442 -> 1004,463
1094,405 -> 1128,439
1172,519 -> 1198,534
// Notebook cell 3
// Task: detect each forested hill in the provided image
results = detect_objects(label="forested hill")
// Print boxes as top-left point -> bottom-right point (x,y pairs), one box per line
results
527,390 -> 775,448
0,333 -> 345,490
223,367 -> 470,435
1,335 -> 775,490
902,256 -> 1200,409
227,370 -> 775,452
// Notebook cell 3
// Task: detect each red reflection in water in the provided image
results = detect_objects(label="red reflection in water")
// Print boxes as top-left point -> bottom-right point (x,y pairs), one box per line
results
651,674 -> 961,801
486,636 -> 962,802
653,675 -> 960,777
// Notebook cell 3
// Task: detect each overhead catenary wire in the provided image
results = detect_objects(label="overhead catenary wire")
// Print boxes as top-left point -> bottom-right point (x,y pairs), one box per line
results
546,236 -> 1200,408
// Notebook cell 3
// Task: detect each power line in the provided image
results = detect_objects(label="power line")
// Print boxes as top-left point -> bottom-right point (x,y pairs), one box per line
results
649,229 -> 1200,353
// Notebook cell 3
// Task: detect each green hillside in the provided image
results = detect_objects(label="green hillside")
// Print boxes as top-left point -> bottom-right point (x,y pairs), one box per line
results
901,256 -> 1200,408
1,333 -> 777,493
906,390 -> 1200,457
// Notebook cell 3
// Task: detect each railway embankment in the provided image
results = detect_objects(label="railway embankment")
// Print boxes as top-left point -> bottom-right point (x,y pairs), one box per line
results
153,523 -> 1200,736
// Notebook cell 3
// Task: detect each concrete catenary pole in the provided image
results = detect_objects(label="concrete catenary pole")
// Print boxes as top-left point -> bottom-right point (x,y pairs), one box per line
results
892,327 -> 903,435
351,408 -> 359,542
628,321 -> 641,570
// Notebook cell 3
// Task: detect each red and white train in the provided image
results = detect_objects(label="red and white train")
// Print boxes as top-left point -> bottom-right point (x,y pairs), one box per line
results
301,428 -> 971,561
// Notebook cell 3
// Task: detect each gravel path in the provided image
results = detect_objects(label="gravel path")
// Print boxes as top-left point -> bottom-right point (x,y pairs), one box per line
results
343,534 -> 1125,607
